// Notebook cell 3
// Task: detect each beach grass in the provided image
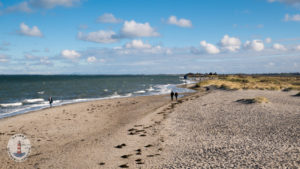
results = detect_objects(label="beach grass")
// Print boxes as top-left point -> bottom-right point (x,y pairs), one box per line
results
237,96 -> 269,104
196,75 -> 300,91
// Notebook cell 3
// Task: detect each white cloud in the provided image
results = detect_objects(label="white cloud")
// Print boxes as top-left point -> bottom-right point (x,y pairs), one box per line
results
244,40 -> 264,51
87,56 -> 97,63
219,35 -> 241,52
98,13 -> 122,23
40,57 -> 51,65
29,0 -> 81,9
3,2 -> 32,13
295,45 -> 300,51
25,53 -> 36,59
19,22 -> 43,37
272,43 -> 287,51
265,37 -> 272,43
268,0 -> 300,7
0,54 -> 8,62
78,30 -> 118,43
120,20 -> 159,38
124,40 -> 152,49
167,16 -> 192,28
200,41 -> 220,54
61,49 -> 81,59
284,14 -> 300,21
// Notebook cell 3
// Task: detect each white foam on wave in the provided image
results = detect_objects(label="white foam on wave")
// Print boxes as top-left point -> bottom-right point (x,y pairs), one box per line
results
23,98 -> 44,103
37,91 -> 44,94
147,86 -> 155,91
125,93 -> 133,97
155,84 -> 172,94
0,102 -> 23,107
104,89 -> 108,92
134,90 -> 146,94
109,92 -> 121,98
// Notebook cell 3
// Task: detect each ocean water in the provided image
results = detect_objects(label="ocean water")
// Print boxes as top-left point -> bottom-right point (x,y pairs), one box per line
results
0,75 -> 194,118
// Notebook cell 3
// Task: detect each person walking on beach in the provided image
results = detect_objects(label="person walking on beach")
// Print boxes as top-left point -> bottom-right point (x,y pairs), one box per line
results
48,96 -> 53,107
175,92 -> 178,101
170,91 -> 174,101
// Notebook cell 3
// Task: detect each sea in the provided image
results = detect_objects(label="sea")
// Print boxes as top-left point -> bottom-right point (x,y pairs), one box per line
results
0,75 -> 194,118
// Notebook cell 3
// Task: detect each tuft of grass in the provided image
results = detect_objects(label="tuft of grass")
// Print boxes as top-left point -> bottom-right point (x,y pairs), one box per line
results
196,75 -> 300,91
237,96 -> 269,104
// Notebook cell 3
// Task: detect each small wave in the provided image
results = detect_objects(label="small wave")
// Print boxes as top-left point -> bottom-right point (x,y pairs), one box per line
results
125,93 -> 133,97
37,91 -> 44,94
0,102 -> 23,107
109,92 -> 121,98
155,84 -> 172,94
147,86 -> 155,92
104,89 -> 108,92
23,98 -> 44,104
134,90 -> 146,94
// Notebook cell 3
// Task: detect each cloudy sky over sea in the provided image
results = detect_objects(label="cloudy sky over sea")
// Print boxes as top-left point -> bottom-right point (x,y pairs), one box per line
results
0,0 -> 299,74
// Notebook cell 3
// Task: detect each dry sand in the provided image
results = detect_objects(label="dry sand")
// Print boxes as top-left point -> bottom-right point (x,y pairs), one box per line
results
0,89 -> 299,168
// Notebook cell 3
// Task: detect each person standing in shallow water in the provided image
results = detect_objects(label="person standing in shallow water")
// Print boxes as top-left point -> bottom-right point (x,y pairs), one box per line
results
48,97 -> 53,107
175,92 -> 178,101
170,91 -> 174,101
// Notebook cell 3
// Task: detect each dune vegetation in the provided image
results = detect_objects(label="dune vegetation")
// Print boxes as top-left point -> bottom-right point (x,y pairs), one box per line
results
196,75 -> 300,91
236,96 -> 269,104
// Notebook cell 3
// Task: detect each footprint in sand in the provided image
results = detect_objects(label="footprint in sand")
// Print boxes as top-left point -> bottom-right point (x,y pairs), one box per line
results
144,144 -> 153,148
114,143 -> 126,149
120,154 -> 132,159
135,159 -> 144,165
119,164 -> 129,168
135,149 -> 142,155
98,162 -> 105,165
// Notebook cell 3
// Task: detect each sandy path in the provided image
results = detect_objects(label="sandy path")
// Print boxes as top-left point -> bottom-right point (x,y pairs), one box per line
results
0,94 -> 182,169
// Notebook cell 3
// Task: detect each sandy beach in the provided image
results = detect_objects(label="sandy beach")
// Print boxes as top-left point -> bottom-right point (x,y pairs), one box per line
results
0,89 -> 299,168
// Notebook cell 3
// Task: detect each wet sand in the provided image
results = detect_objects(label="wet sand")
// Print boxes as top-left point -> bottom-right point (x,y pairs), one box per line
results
0,89 -> 299,168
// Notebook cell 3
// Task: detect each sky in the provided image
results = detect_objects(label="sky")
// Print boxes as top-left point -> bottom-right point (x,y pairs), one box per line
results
0,0 -> 299,74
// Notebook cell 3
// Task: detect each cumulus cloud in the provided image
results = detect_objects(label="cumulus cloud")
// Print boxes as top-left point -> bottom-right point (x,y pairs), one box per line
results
87,56 -> 97,63
265,37 -> 272,43
244,40 -> 264,51
120,20 -> 159,38
167,16 -> 192,28
284,14 -> 300,21
0,54 -> 8,62
77,30 -> 118,43
61,49 -> 81,59
124,40 -> 152,49
98,13 -> 122,23
2,2 -> 32,14
19,22 -> 43,37
219,35 -> 241,52
29,0 -> 81,9
200,41 -> 220,54
295,45 -> 300,50
272,43 -> 287,51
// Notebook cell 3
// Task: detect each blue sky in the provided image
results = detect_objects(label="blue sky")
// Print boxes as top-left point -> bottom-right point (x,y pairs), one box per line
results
0,0 -> 299,74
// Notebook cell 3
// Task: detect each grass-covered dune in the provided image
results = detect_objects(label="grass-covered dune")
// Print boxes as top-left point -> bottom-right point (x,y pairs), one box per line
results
195,74 -> 300,91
